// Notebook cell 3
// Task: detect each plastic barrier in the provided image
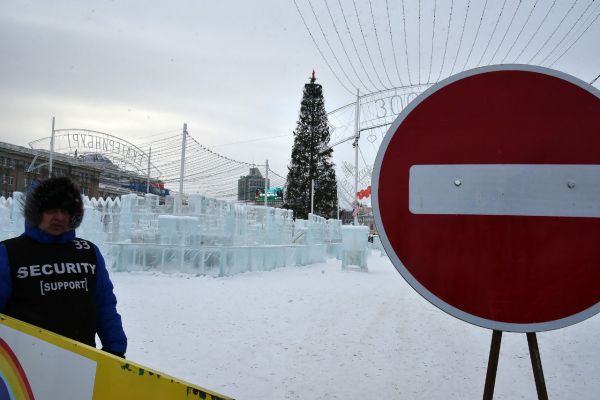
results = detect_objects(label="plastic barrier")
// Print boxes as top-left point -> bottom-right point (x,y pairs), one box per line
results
0,314 -> 232,399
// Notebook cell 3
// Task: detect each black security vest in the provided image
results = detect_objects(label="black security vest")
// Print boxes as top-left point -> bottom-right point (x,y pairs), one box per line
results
3,235 -> 98,347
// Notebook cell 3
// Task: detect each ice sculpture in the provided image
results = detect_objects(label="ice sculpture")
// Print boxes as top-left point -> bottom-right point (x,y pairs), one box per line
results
0,196 -> 14,241
370,235 -> 386,257
2,188 -> 362,276
341,225 -> 369,270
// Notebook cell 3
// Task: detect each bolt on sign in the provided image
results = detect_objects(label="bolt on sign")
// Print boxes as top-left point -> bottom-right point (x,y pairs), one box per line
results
373,65 -> 600,332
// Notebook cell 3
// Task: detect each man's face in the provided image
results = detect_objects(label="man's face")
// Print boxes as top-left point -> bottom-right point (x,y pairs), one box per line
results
38,209 -> 71,236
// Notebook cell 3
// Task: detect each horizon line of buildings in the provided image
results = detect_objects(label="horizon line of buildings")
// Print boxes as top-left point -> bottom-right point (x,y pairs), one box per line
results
0,140 -> 374,231
0,140 -> 167,199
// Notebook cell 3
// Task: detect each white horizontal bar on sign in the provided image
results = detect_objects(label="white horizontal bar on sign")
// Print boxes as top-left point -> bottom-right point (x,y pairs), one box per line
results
409,164 -> 600,218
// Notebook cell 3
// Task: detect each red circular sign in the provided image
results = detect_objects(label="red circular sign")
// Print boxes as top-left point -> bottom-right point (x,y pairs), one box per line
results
373,65 -> 600,332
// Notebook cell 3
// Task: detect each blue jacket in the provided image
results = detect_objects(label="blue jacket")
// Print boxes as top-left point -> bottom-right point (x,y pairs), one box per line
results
0,224 -> 127,355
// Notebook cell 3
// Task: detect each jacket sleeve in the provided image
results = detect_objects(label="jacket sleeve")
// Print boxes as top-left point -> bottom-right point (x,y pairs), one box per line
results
94,244 -> 127,355
0,244 -> 12,312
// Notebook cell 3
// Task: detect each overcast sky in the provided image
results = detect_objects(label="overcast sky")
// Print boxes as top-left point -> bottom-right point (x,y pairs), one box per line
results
0,0 -> 328,176
1,0 -> 599,179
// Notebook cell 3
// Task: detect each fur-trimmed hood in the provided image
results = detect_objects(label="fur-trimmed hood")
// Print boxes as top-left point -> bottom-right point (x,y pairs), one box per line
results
24,177 -> 84,230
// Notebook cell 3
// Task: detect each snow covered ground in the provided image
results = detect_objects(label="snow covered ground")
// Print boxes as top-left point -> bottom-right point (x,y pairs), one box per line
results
112,253 -> 600,399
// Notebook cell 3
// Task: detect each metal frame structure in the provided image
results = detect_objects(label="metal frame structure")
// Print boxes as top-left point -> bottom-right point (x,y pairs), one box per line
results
29,128 -> 161,178
326,83 -> 432,213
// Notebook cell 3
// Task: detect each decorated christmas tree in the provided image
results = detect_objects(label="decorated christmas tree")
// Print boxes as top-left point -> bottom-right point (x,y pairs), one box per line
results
285,71 -> 337,219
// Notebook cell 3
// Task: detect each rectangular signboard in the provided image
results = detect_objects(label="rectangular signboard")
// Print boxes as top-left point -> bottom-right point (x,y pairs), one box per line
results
409,164 -> 600,217
0,314 -> 232,400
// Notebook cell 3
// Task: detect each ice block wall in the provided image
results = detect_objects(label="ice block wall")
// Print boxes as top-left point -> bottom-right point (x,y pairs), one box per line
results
0,191 -> 350,276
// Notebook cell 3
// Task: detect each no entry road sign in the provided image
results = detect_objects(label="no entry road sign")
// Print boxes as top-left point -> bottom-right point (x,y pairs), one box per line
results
373,65 -> 600,332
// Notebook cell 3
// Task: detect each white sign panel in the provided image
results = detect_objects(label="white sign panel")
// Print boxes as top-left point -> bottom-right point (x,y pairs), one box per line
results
410,164 -> 600,218
0,324 -> 97,399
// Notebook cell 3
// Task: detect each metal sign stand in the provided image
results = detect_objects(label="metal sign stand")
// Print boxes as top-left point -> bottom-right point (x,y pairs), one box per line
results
483,330 -> 548,400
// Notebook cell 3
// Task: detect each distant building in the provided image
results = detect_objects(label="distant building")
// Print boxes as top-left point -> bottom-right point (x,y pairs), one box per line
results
255,187 -> 284,207
237,167 -> 269,202
339,206 -> 376,233
0,141 -> 168,200
78,153 -> 169,199
358,206 -> 376,234
0,141 -> 101,197
340,209 -> 354,225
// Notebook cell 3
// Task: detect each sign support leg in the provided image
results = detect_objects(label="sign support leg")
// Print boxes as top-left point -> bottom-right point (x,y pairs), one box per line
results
483,330 -> 502,400
482,331 -> 549,400
526,332 -> 548,400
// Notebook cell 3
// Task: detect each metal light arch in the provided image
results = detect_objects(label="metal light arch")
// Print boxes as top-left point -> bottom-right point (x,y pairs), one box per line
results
29,129 -> 161,178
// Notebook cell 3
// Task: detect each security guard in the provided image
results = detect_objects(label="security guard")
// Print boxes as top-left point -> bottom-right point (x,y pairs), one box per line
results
0,177 -> 127,357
